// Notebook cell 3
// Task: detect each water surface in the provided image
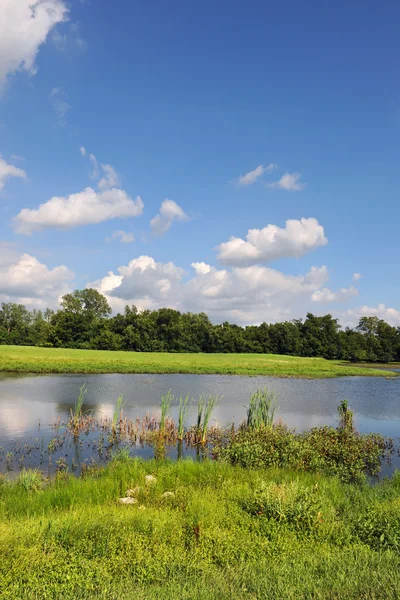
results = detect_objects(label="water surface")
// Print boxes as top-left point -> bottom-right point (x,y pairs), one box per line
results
0,372 -> 399,474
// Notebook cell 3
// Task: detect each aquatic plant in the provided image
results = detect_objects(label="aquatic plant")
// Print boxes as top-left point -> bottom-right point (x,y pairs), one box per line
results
177,395 -> 190,441
112,395 -> 126,434
338,399 -> 354,432
246,387 -> 277,429
197,394 -> 219,443
160,390 -> 174,433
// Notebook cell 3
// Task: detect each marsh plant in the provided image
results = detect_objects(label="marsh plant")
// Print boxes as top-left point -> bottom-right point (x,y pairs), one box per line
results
70,384 -> 88,436
177,395 -> 190,441
112,395 -> 126,435
160,390 -> 173,433
196,394 -> 219,443
338,399 -> 354,432
246,387 -> 277,429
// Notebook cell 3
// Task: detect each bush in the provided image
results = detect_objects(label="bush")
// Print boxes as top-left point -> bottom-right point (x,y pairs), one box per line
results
218,423 -> 390,483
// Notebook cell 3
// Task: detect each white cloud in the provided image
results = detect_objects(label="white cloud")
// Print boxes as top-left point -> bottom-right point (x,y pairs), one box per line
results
352,273 -> 362,282
0,157 -> 26,190
191,262 -> 212,275
0,246 -> 73,308
98,164 -> 120,190
90,253 -> 331,324
80,148 -> 119,188
311,286 -> 359,303
235,163 -> 277,187
268,172 -> 306,191
89,154 -> 99,179
106,230 -> 135,244
0,0 -> 68,90
89,255 -> 185,312
150,199 -> 188,236
341,305 -> 400,328
13,188 -> 144,235
217,218 -> 327,266
50,87 -> 71,125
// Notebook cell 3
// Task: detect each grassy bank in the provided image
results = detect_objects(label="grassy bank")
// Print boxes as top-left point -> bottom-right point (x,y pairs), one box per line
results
0,346 -> 397,378
1,459 -> 400,599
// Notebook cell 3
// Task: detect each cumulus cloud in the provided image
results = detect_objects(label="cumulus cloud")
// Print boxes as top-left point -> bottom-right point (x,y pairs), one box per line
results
150,199 -> 188,236
311,286 -> 359,303
341,304 -> 400,328
50,87 -> 71,125
0,0 -> 68,90
13,188 -> 144,235
267,172 -> 306,191
89,253 -> 331,324
0,157 -> 26,190
0,246 -> 73,307
217,218 -> 327,266
352,273 -> 362,282
106,230 -> 135,244
235,163 -> 277,187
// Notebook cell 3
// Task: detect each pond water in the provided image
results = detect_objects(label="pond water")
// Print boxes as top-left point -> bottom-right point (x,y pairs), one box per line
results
0,372 -> 399,475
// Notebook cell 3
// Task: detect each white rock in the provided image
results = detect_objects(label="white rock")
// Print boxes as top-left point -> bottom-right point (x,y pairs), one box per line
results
119,497 -> 137,505
145,475 -> 157,486
162,491 -> 175,498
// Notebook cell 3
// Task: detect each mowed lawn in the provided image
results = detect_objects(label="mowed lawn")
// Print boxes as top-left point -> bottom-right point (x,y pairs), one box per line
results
0,345 -> 396,378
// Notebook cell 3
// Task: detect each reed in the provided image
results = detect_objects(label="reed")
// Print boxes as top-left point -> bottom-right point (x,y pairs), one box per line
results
246,387 -> 277,429
112,395 -> 126,435
199,394 -> 219,443
177,395 -> 190,441
160,390 -> 173,433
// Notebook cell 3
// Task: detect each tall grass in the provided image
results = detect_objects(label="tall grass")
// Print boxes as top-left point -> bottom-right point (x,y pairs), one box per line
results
112,395 -> 126,434
70,384 -> 87,435
177,395 -> 190,441
160,390 -> 173,432
196,394 -> 219,443
246,387 -> 277,429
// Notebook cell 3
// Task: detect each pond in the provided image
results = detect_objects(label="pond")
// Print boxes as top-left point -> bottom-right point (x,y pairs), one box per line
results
0,372 -> 399,475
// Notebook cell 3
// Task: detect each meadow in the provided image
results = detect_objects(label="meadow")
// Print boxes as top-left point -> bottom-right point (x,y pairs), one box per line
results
0,345 -> 397,378
1,458 -> 400,599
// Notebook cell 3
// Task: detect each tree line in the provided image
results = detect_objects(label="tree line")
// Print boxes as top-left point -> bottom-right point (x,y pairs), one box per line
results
1,289 -> 399,362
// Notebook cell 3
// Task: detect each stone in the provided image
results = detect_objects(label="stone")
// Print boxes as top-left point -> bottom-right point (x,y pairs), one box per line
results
145,475 -> 157,486
162,491 -> 175,498
119,497 -> 137,505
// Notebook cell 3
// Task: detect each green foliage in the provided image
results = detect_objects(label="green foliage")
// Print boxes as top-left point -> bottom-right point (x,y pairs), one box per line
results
196,394 -> 219,442
14,468 -> 45,492
160,390 -> 173,432
246,388 -> 277,428
112,395 -> 126,431
219,404 -> 390,484
1,291 -> 400,365
1,461 -> 400,598
177,395 -> 190,440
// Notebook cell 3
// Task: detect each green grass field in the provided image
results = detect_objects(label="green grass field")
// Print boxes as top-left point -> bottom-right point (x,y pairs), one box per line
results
0,345 -> 397,378
1,459 -> 400,599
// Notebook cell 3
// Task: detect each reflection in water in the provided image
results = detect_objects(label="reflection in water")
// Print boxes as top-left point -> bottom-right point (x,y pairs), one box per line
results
0,372 -> 399,473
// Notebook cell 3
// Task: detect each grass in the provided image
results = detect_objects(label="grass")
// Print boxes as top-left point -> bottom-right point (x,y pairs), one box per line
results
1,459 -> 400,599
246,387 -> 278,428
0,345 -> 398,378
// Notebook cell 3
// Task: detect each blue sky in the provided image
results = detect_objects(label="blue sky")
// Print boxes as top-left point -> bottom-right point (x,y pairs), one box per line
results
0,0 -> 399,326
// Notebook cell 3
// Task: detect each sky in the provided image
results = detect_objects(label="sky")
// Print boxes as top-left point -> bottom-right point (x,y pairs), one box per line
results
0,0 -> 399,327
